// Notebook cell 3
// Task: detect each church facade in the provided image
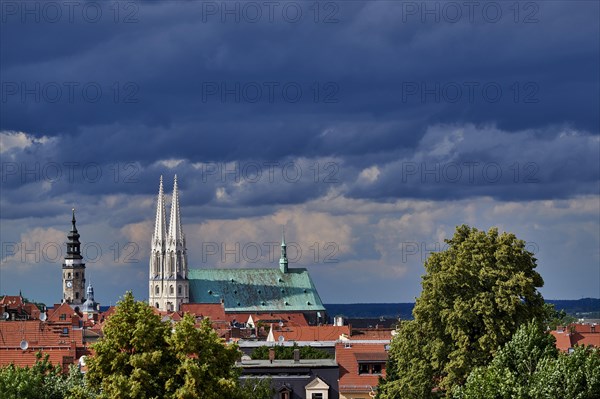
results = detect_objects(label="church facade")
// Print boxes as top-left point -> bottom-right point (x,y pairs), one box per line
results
149,176 -> 326,324
148,176 -> 189,311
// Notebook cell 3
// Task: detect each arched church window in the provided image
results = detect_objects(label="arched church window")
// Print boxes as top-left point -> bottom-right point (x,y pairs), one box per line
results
155,285 -> 160,295
170,285 -> 174,295
68,272 -> 71,279
178,285 -> 182,295
75,292 -> 79,299
155,303 -> 159,308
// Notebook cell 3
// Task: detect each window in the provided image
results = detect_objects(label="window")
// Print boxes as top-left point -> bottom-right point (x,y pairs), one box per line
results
75,292 -> 79,299
280,393 -> 290,399
178,285 -> 182,295
155,285 -> 160,295
75,272 -> 79,277
155,303 -> 159,308
59,313 -> 66,321
358,363 -> 384,375
62,327 -> 69,335
68,272 -> 71,279
170,285 -> 174,295
312,394 -> 323,399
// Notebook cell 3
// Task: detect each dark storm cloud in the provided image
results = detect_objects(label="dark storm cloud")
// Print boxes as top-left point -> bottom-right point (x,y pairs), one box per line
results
1,0 -> 598,207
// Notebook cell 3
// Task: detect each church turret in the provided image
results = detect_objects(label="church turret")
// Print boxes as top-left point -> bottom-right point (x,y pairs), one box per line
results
279,227 -> 288,273
62,209 -> 86,305
81,282 -> 99,318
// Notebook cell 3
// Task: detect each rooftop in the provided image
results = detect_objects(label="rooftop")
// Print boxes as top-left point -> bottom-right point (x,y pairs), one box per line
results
188,268 -> 325,312
238,358 -> 338,368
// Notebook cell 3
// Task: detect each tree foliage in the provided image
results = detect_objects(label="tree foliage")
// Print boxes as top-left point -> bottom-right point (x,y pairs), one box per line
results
251,343 -> 333,360
0,352 -> 95,399
86,292 -> 272,399
454,320 -> 600,399
543,302 -> 576,330
378,225 -> 546,397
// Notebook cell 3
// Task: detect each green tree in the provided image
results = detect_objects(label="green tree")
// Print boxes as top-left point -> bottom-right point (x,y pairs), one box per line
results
86,292 -> 272,399
378,225 -> 546,398
0,352 -> 96,399
454,320 -> 600,399
166,314 -> 243,399
86,292 -> 174,398
377,320 -> 435,398
529,345 -> 600,399
452,320 -> 557,399
543,302 -> 576,330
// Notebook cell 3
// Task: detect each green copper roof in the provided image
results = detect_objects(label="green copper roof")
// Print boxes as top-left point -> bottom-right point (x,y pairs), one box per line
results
188,268 -> 325,312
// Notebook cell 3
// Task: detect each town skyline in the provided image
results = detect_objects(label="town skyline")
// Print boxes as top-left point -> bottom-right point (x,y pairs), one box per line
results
1,1 -> 599,306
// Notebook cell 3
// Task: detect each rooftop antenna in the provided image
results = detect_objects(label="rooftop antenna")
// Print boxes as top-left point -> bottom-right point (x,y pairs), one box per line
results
39,312 -> 47,322
20,339 -> 29,350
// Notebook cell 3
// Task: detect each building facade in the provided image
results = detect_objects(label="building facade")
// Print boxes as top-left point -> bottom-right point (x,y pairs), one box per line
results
148,176 -> 326,322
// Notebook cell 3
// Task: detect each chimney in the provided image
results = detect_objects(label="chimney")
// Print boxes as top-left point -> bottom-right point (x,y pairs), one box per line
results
268,348 -> 275,363
293,348 -> 300,363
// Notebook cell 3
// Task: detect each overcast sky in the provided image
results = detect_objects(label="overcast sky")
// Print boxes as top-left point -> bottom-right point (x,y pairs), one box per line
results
1,0 -> 598,306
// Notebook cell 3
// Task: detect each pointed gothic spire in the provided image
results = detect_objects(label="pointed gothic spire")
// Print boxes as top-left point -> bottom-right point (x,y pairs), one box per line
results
153,176 -> 167,244
66,208 -> 83,260
279,226 -> 288,273
168,175 -> 183,244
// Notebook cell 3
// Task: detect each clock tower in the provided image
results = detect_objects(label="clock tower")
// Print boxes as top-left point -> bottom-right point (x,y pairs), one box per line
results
62,209 -> 86,305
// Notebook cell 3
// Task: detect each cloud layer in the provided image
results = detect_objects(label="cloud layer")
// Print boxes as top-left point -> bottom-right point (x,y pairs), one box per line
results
1,1 -> 598,305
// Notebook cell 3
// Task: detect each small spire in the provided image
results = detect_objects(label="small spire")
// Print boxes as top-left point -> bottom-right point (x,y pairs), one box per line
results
71,208 -> 78,232
279,226 -> 288,273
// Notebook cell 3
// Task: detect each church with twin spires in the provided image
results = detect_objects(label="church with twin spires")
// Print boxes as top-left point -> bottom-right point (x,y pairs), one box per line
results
149,176 -> 326,324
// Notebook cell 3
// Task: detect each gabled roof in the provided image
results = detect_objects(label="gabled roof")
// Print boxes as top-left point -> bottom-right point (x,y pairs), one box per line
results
47,303 -> 76,323
305,376 -> 329,389
0,296 -> 23,306
188,268 -> 325,312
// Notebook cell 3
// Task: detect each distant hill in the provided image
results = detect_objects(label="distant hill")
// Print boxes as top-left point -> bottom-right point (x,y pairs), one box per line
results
325,298 -> 599,320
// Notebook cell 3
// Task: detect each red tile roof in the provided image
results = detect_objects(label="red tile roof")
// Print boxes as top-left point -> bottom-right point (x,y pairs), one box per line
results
336,342 -> 388,393
0,320 -> 88,369
0,296 -> 23,306
275,325 -> 350,341
181,303 -> 229,321
551,323 -> 600,352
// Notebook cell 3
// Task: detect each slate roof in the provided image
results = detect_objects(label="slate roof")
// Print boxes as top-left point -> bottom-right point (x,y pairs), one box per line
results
188,268 -> 325,312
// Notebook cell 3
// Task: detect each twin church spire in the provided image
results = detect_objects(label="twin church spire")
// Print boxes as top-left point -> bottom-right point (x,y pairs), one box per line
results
149,175 -> 189,311
152,175 -> 185,257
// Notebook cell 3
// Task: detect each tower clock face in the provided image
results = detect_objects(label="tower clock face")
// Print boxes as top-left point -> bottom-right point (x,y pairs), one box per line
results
66,281 -> 73,288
